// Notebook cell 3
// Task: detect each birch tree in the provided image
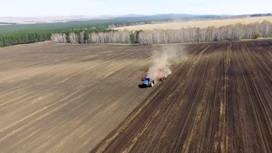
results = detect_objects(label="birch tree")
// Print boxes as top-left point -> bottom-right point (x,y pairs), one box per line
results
69,32 -> 78,44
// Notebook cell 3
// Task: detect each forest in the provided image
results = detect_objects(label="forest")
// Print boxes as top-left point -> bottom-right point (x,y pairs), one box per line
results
0,13 -> 240,47
50,20 -> 272,44
0,16 -> 172,47
1,15 -> 272,47
0,28 -> 118,47
0,18 -> 168,47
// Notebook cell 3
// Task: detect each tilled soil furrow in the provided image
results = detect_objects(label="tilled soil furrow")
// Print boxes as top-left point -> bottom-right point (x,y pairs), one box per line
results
1,41 -> 272,153
92,41 -> 272,153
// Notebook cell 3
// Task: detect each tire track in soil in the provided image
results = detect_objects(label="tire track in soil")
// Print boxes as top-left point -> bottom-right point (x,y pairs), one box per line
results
91,41 -> 272,153
236,42 -> 272,152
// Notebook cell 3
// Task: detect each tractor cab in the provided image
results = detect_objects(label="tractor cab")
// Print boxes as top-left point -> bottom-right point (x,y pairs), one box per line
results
143,77 -> 150,86
141,76 -> 154,87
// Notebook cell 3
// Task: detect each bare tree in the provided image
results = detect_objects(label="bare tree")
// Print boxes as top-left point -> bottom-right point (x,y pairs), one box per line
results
79,31 -> 85,44
50,33 -> 67,43
53,20 -> 272,45
260,20 -> 270,37
69,33 -> 78,44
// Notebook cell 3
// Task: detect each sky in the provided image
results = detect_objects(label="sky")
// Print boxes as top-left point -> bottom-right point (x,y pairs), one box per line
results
0,0 -> 271,17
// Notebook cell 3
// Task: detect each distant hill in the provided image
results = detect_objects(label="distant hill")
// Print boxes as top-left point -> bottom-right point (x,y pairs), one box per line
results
0,14 -> 236,24
1,13 -> 271,25
0,16 -> 115,24
0,13 -> 271,33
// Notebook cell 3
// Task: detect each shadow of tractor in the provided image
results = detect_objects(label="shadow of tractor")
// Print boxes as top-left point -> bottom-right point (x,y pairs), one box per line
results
138,84 -> 149,88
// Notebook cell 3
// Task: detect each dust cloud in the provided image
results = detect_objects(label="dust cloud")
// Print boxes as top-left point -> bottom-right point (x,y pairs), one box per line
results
147,45 -> 187,80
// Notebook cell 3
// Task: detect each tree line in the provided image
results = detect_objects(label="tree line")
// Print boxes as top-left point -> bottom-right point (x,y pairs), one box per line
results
2,20 -> 271,47
51,30 -> 143,44
250,13 -> 272,17
0,31 -> 51,47
51,20 -> 272,44
0,19 -> 167,47
107,21 -> 168,28
0,28 -> 115,47
137,21 -> 271,44
50,29 -> 117,44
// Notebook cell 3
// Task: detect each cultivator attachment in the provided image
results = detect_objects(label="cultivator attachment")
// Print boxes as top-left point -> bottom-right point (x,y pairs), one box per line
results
140,68 -> 167,88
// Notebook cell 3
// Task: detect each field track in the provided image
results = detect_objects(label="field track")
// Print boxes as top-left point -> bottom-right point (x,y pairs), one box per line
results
92,40 -> 272,153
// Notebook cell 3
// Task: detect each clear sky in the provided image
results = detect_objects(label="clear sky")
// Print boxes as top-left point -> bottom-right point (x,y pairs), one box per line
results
0,0 -> 271,17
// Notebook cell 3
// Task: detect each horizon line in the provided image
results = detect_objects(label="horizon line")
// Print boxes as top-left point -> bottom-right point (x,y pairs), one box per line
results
1,12 -> 272,18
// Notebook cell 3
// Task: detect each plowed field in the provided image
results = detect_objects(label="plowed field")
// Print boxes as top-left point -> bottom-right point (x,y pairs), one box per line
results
0,43 -> 158,153
92,41 -> 272,153
0,40 -> 272,153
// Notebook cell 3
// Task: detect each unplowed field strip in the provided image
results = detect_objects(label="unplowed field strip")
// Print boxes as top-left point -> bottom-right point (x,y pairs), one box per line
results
92,41 -> 272,153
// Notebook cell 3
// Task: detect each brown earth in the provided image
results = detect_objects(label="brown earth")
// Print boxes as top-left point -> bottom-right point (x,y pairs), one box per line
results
0,42 -> 162,153
92,40 -> 272,153
1,40 -> 272,153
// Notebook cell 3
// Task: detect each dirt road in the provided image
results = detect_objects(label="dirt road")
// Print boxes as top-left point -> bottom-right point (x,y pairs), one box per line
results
0,43 -> 160,153
92,41 -> 272,153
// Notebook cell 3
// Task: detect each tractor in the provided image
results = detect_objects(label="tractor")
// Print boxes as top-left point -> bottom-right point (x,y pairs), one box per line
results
141,76 -> 156,87
140,68 -> 167,88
